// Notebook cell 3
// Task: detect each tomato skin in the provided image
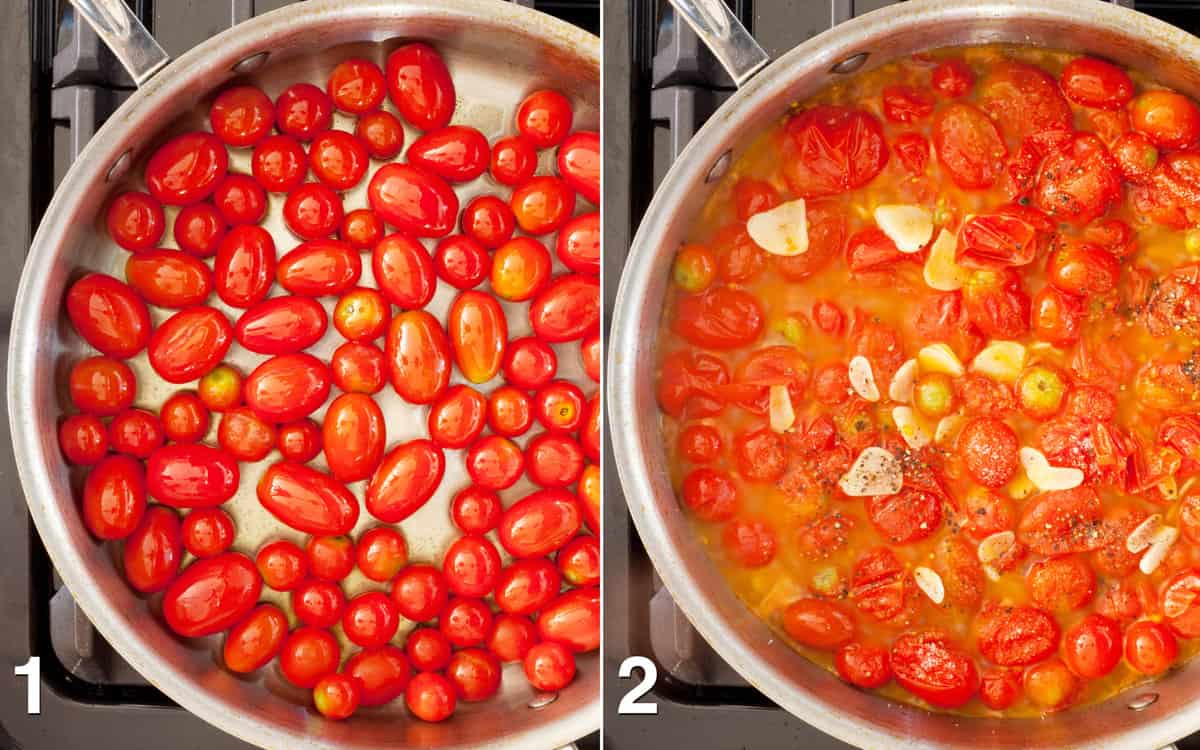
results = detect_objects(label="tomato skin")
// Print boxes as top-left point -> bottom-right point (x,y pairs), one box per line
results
516,89 -> 574,148
313,674 -> 361,721
59,414 -> 108,465
1034,134 -> 1122,225
160,392 -> 210,443
174,203 -> 227,257
465,435 -> 525,490
1031,284 -> 1084,346
322,393 -> 386,482
511,176 -> 577,235
524,641 -> 576,692
461,195 -> 516,249
491,237 -> 552,302
433,235 -> 490,290
69,357 -> 135,415
957,417 -> 1019,488
124,249 -> 212,308
213,225 -> 276,308
835,642 -> 892,689
121,506 -> 182,593
890,630 -> 980,708
406,672 -> 457,723
145,131 -> 228,205
447,291 -> 507,383
391,564 -> 449,622
343,592 -> 400,648
782,599 -> 855,650
282,182 -> 343,240
243,353 -> 331,423
488,614 -> 539,663
882,84 -> 935,123
557,130 -> 600,205
356,527 -> 408,582
933,59 -> 974,98
181,507 -> 235,558
1125,620 -> 1179,675
671,287 -> 762,350
443,534 -> 502,598
147,306 -> 233,384
407,126 -> 490,183
66,273 -> 151,359
1046,238 -> 1121,296
962,268 -> 1030,339
308,129 -> 369,190
373,233 -> 437,309
525,433 -> 585,488
107,191 -> 164,251
356,110 -> 406,159
387,310 -> 452,405
234,297 -> 326,355
407,627 -> 453,671
162,553 -> 261,638
956,212 -> 1040,269
932,102 -> 1008,189
557,211 -> 600,277
490,136 -> 538,186
503,337 -> 557,390
279,626 -> 340,689
386,42 -> 455,131
275,83 -> 333,141
1060,57 -> 1134,110
428,384 -> 487,449
1131,90 -> 1200,149
446,648 -> 501,702
212,174 -> 267,226
451,486 -> 503,534
331,287 -> 389,343
325,56 -> 386,113
251,134 -> 308,193
145,443 -> 238,509
978,61 -> 1072,140
345,646 -> 412,707
1062,613 -> 1122,679
256,462 -> 359,535
365,439 -> 446,523
781,105 -> 888,197
223,603 -> 288,673
440,597 -> 493,647
368,163 -> 458,238
82,455 -> 146,540
537,587 -> 599,653
498,488 -> 582,558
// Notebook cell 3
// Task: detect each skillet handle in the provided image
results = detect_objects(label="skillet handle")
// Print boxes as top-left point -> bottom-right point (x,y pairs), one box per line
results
665,0 -> 769,87
66,0 -> 170,86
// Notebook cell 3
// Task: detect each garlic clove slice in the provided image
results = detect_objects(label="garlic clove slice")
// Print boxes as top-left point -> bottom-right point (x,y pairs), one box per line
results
1139,526 -> 1180,575
892,406 -> 931,450
935,413 -> 967,447
848,355 -> 880,402
1019,446 -> 1084,491
889,358 -> 918,403
977,530 -> 1016,566
746,198 -> 809,256
769,384 -> 796,433
913,566 -> 946,604
838,446 -> 903,497
1126,513 -> 1164,554
923,229 -> 970,292
875,204 -> 934,254
917,342 -> 965,378
970,341 -> 1027,384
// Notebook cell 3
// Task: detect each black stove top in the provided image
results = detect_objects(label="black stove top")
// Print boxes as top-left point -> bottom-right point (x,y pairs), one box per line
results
602,1 -> 1200,748
0,1 -> 597,748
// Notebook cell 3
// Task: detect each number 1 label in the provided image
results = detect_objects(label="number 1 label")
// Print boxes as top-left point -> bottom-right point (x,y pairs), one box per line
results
14,656 -> 40,714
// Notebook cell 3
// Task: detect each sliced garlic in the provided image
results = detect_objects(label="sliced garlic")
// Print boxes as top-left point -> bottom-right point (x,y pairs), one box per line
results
918,343 -> 965,377
1126,513 -> 1164,554
889,358 -> 918,403
838,446 -> 903,497
977,530 -> 1016,566
769,384 -> 796,433
923,229 -> 970,292
848,355 -> 880,402
1018,447 -> 1085,492
970,341 -> 1027,384
892,406 -> 931,450
874,204 -> 934,253
913,566 -> 946,605
1165,582 -> 1197,618
746,198 -> 809,256
1139,525 -> 1180,575
934,413 -> 967,447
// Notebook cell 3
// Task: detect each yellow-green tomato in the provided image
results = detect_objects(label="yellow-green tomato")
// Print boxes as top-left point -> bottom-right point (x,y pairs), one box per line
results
1015,364 -> 1067,420
672,243 -> 717,293
913,372 -> 957,418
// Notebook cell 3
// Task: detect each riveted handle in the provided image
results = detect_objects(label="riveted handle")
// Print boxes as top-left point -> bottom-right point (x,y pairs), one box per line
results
665,0 -> 770,87
67,0 -> 170,86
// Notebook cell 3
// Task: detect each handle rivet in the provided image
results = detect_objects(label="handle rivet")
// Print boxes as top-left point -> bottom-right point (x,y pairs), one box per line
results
830,52 -> 870,75
706,150 -> 732,183
232,51 -> 270,74
1127,692 -> 1159,711
528,692 -> 559,709
106,150 -> 133,183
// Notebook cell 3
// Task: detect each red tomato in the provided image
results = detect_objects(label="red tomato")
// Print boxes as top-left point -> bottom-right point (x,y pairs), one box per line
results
159,392 -> 209,443
197,364 -> 242,412
978,667 -> 1021,710
491,237 -> 552,302
558,535 -> 600,585
956,417 -> 1019,488
530,274 -> 601,343
147,306 -> 233,384
782,598 -> 855,650
443,535 -> 502,599
69,357 -> 135,415
465,435 -> 525,490
581,393 -> 600,463
680,467 -> 739,522
428,384 -> 487,449
213,225 -> 276,308
1024,657 -> 1079,711
283,184 -> 345,241
59,414 -> 108,465
1031,284 -> 1084,345
66,273 -> 150,359
162,553 -> 261,637
1125,620 -> 1178,675
1062,613 -> 1122,679
1027,555 -> 1095,612
523,639 -> 577,694
557,130 -> 600,205
277,418 -> 322,463
866,488 -> 944,545
962,268 -> 1030,339
280,626 -> 340,688
511,176 -> 577,236
447,290 -> 507,383
181,507 -> 235,558
322,393 -> 386,482
890,630 -> 979,708
343,591 -> 400,648
956,212 -> 1040,269
406,628 -> 453,671
346,646 -> 412,707
356,110 -> 405,159
440,597 -> 493,647
557,211 -> 600,276
1060,57 -> 1134,110
365,439 -> 446,523
932,102 -> 1007,189
368,163 -> 458,238
124,249 -> 212,308
503,337 -> 557,390
407,126 -> 490,183
537,587 -> 599,653
212,174 -> 266,225
488,385 -> 534,437
332,287 -> 389,343
326,57 -> 386,114
387,311 -> 451,405
978,61 -> 1072,140
433,235 -> 490,290
108,409 -> 163,458
173,202 -> 226,257
720,519 -> 777,568
446,648 -> 502,702
122,506 -> 182,593
308,129 -> 369,190
356,526 -> 408,582
678,423 -> 722,464
498,488 -> 582,558
533,380 -> 585,434
671,287 -> 762,349
144,131 -> 228,205
490,135 -> 538,186
386,42 -> 455,131
391,564 -> 449,622
251,134 -> 307,192
373,233 -> 436,309
892,132 -> 931,174
313,674 -> 361,721
932,59 -> 974,98
732,178 -> 779,220
255,539 -> 308,591
275,83 -> 333,140
516,89 -> 574,148
1018,487 -> 1104,556
461,195 -> 516,249
292,579 -> 346,628
882,84 -> 934,123
451,486 -> 503,534
406,672 -> 457,722
581,331 -> 601,382
106,191 -> 164,251
733,427 -> 786,483
243,353 -> 331,422
1161,569 -> 1200,637
1034,134 -> 1121,225
83,455 -> 146,540
1046,237 -> 1121,296
1131,90 -> 1200,149
234,297 -> 327,355
145,443 -> 238,509
781,105 -> 888,197
835,641 -> 892,689
525,433 -> 585,488
339,208 -> 384,250
488,614 -> 539,663
256,462 -> 360,535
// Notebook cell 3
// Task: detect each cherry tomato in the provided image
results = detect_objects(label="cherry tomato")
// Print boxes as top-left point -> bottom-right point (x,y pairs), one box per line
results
106,191 -> 164,251
213,225 -> 276,308
1060,57 -> 1134,110
581,332 -> 601,383
525,433 -> 585,488
339,208 -> 385,250
510,176 -> 576,235
251,134 -> 308,193
386,42 -> 455,131
83,454 -> 146,540
447,290 -> 507,383
322,392 -> 386,482
145,132 -> 228,205
978,61 -> 1072,140
556,211 -> 600,277
257,462 -> 360,535
326,58 -> 386,113
234,296 -> 328,355
490,135 -> 538,186
1035,134 -> 1121,225
368,163 -> 459,238
1027,555 -> 1096,612
208,85 -> 273,147
781,106 -> 888,197
531,380 -> 584,433
537,587 -> 600,653
160,392 -> 210,443
835,641 -> 892,689
498,488 -> 581,558
122,506 -> 182,593
147,306 -> 233,384
243,353 -> 331,422
443,535 -> 502,599
451,486 -> 503,534
386,310 -> 451,405
373,232 -> 437,309
782,598 -> 855,650
732,178 -> 779,220
681,467 -> 739,522
558,535 -> 600,585
446,648 -> 501,702
440,597 -> 493,647
493,557 -> 561,616
491,237 -> 552,302
976,605 -> 1060,667
557,130 -> 599,205
530,274 -> 601,344
956,212 -> 1040,269
66,274 -> 150,359
488,614 -> 539,663
292,578 -> 346,628
408,126 -> 490,183
1131,90 -> 1200,149
313,673 -> 361,721
212,174 -> 267,225
69,357 -> 135,415
197,364 -> 243,412
893,133 -> 930,174
331,341 -> 387,394
461,194 -> 516,249
162,553 -> 261,637
275,83 -> 333,141
962,268 -> 1030,340
308,129 -> 369,190
174,202 -> 227,257
279,626 -> 340,688
124,249 -> 212,308
957,417 -> 1019,488
391,564 -> 449,622
1161,569 -> 1200,637
59,413 -> 108,465
1062,613 -> 1122,679
720,518 -> 777,568
146,443 -> 239,508
283,183 -> 344,240
406,672 -> 457,723
581,393 -> 600,462
516,89 -> 574,148
1024,657 -> 1079,711
503,337 -> 557,390
932,102 -> 1007,189
432,235 -> 489,290
891,630 -> 979,708
882,84 -> 934,123
678,423 -> 722,464
523,641 -> 576,692
277,418 -> 322,463
356,110 -> 405,159
932,58 -> 974,98
343,591 -> 400,648
1031,284 -> 1084,346
181,507 -> 235,558
345,646 -> 412,707
428,384 -> 487,449
256,539 -> 308,591
1046,237 -> 1121,295
407,627 -> 454,672
306,534 -> 355,581
365,439 -> 446,523
356,526 -> 409,582
672,286 -> 761,350
465,435 -> 525,490
978,667 -> 1021,710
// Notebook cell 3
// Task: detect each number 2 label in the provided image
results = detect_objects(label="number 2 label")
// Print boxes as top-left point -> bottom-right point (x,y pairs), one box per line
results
617,655 -> 658,715
14,656 -> 40,715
